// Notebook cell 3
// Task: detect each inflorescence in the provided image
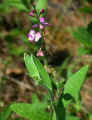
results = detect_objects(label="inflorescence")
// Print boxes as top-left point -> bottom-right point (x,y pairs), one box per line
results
27,7 -> 50,56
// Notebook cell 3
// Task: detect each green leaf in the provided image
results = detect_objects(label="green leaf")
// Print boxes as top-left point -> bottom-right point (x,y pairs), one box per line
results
66,114 -> 80,120
10,29 -> 22,36
55,97 -> 65,120
80,6 -> 92,14
77,47 -> 90,56
0,107 -> 12,120
87,0 -> 92,4
10,95 -> 51,120
0,4 -> 12,13
3,0 -> 29,12
21,0 -> 30,9
36,0 -> 47,12
52,111 -> 57,120
24,54 -> 41,83
63,65 -> 88,108
24,54 -> 52,89
87,21 -> 92,33
71,27 -> 92,48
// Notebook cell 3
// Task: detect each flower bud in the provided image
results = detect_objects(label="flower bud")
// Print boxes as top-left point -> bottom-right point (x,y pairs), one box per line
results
29,10 -> 35,16
40,8 -> 45,14
36,48 -> 44,56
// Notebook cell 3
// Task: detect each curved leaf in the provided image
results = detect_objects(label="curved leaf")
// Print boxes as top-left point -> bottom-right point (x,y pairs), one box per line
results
10,95 -> 51,120
24,53 -> 52,89
63,65 -> 88,108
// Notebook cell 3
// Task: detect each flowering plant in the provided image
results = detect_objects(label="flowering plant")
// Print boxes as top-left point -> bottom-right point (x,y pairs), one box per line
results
27,1 -> 50,57
0,0 -> 90,120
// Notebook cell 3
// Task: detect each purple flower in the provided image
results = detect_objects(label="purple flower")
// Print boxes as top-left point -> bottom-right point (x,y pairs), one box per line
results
40,17 -> 45,23
32,24 -> 39,28
35,32 -> 42,42
28,30 -> 35,42
39,17 -> 51,29
28,30 -> 42,42
36,48 -> 44,56
31,17 -> 50,30
42,22 -> 49,26
29,10 -> 35,16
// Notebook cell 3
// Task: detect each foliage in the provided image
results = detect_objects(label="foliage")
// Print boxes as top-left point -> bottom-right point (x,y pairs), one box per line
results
0,0 -> 30,12
0,107 -> 11,120
24,54 -> 52,89
0,53 -> 88,120
0,0 -> 91,120
71,0 -> 92,56
36,0 -> 47,12
71,26 -> 92,55
71,27 -> 92,49
80,0 -> 92,13
63,65 -> 88,108
10,94 -> 51,120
